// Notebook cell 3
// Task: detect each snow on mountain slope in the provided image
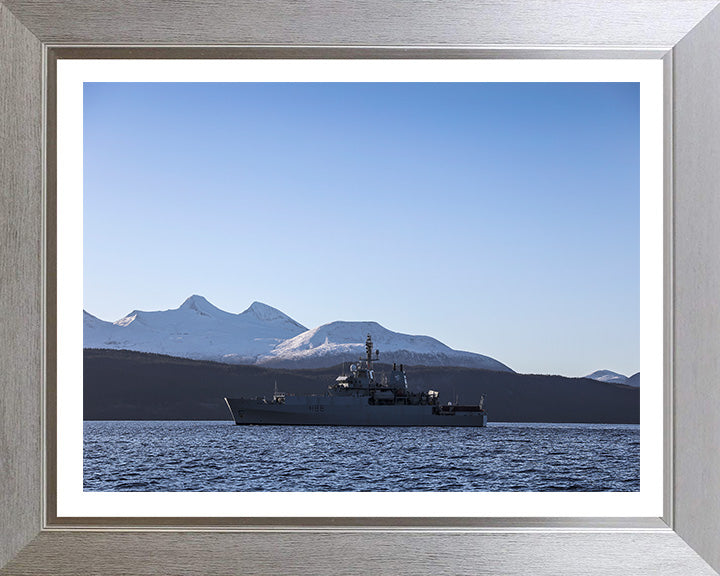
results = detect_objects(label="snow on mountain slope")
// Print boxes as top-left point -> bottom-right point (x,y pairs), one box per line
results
257,320 -> 513,372
584,369 -> 639,387
84,296 -> 513,372
84,295 -> 307,363
84,309 -> 111,329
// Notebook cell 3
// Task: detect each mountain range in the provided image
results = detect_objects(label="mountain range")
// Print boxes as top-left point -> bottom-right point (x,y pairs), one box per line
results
84,295 -> 513,372
584,369 -> 640,388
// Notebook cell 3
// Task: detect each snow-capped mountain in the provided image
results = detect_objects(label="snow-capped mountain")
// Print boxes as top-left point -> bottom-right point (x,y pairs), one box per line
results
83,295 -> 512,372
84,295 -> 307,364
258,320 -> 512,371
584,369 -> 640,387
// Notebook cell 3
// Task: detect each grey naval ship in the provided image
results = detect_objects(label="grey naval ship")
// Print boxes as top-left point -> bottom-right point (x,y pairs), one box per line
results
225,335 -> 488,427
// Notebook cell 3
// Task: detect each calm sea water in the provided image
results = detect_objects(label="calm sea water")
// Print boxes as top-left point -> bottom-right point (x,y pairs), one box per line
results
83,421 -> 639,492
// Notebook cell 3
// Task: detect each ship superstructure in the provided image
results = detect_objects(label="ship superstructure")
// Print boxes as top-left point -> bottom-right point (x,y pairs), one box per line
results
225,334 -> 487,427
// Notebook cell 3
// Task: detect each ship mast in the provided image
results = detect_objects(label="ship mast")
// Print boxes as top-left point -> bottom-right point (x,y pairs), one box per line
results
365,334 -> 373,368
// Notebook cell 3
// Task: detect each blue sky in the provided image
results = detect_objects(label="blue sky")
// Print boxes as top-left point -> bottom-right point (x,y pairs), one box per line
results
84,82 -> 639,377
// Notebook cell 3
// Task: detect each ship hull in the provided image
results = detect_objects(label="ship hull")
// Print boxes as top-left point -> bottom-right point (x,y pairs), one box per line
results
225,396 -> 487,427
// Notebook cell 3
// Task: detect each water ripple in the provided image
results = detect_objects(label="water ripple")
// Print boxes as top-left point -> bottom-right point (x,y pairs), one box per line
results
84,421 -> 640,492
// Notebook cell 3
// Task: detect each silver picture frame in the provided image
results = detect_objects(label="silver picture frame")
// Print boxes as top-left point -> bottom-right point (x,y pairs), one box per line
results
2,1 -> 720,574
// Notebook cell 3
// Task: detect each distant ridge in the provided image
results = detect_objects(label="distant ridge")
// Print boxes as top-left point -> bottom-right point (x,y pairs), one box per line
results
584,369 -> 640,388
626,372 -> 641,387
84,295 -> 513,371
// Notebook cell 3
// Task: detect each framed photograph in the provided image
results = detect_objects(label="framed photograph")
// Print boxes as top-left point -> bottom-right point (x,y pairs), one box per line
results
2,2 -> 720,575
60,59 -> 660,520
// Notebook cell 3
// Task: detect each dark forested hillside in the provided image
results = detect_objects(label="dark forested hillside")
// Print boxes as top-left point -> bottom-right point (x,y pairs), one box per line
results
84,349 -> 639,423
